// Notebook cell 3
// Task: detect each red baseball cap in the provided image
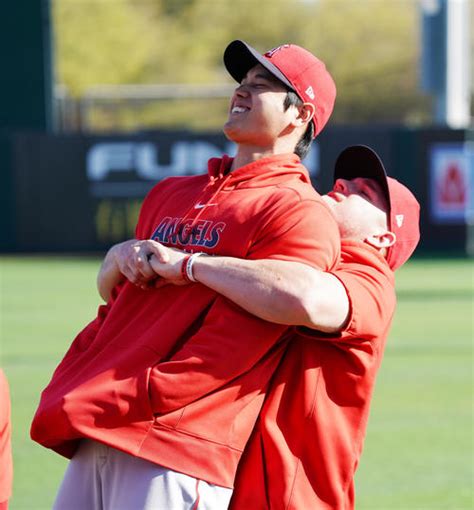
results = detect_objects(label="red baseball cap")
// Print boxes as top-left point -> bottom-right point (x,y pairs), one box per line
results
334,145 -> 420,270
223,40 -> 336,138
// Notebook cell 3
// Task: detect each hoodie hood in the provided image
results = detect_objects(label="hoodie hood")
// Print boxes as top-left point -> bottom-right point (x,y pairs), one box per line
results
176,153 -> 314,239
207,153 -> 311,190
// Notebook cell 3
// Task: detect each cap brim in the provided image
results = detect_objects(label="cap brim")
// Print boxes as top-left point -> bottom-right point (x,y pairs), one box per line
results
334,145 -> 391,208
223,40 -> 295,91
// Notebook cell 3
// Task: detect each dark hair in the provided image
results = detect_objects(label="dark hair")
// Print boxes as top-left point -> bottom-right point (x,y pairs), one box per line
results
283,91 -> 314,160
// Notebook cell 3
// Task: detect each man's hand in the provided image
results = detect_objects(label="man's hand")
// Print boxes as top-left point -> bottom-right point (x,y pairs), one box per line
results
98,239 -> 195,301
112,239 -> 194,288
111,239 -> 171,287
98,238 -> 173,301
149,248 -> 191,287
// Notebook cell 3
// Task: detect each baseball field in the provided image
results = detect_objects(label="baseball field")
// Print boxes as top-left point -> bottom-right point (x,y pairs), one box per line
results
1,255 -> 472,509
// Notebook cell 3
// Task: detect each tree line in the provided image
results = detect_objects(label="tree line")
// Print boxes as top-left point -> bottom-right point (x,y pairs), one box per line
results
53,0 -> 434,131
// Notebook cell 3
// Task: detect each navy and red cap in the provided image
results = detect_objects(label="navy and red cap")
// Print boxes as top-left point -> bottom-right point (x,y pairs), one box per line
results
334,145 -> 421,270
223,40 -> 336,138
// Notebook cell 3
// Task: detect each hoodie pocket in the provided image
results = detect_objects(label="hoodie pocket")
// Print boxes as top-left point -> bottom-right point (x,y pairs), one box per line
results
67,344 -> 160,432
131,346 -> 157,421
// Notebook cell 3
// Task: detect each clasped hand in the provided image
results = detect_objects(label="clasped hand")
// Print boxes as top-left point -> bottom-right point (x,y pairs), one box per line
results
112,239 -> 189,290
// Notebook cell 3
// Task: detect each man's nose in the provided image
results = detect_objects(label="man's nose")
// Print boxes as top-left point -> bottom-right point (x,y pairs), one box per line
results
234,84 -> 249,98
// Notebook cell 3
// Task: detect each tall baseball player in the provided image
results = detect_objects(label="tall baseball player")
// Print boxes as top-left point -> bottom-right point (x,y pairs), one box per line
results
123,145 -> 421,509
31,40 -> 340,509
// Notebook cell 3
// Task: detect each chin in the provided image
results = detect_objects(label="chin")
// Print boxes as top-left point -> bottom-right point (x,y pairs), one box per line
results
223,122 -> 240,142
223,125 -> 257,146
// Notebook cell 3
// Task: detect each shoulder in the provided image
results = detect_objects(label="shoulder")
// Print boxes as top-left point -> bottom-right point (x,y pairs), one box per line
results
274,178 -> 324,203
259,180 -> 332,223
149,174 -> 208,192
143,174 -> 208,202
336,242 -> 395,296
269,183 -> 337,233
338,241 -> 394,284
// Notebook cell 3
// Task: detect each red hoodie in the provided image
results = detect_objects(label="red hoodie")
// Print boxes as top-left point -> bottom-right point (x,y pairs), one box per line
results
31,154 -> 340,489
0,370 -> 13,509
230,240 -> 396,508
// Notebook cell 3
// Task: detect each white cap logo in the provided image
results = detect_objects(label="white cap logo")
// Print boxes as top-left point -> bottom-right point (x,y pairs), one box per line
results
265,44 -> 290,58
305,86 -> 315,100
395,214 -> 404,227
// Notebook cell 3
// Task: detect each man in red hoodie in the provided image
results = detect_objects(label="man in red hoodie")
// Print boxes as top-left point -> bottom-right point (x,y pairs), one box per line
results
0,369 -> 13,510
128,145 -> 420,509
31,41 -> 341,509
228,146 -> 420,509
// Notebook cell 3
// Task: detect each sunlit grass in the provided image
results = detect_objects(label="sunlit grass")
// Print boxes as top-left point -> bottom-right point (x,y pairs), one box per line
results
1,256 -> 472,509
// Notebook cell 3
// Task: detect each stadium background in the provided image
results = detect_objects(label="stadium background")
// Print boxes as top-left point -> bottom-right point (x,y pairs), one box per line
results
0,1 -> 472,508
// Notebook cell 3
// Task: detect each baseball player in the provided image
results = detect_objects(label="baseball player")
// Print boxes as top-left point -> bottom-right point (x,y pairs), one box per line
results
230,146 -> 420,509
31,40 -> 340,509
129,145 -> 421,508
0,370 -> 13,510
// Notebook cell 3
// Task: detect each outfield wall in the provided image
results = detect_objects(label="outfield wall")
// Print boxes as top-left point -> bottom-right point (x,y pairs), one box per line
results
1,126 -> 472,254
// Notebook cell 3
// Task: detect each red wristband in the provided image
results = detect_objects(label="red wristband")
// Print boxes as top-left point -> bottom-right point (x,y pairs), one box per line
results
181,255 -> 192,283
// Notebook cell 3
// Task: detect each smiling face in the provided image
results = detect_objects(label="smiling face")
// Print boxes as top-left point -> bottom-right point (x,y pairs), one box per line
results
223,64 -> 300,149
323,177 -> 395,249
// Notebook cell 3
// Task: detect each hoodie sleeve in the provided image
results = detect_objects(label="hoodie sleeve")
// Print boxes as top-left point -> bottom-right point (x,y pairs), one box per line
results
330,259 -> 396,344
148,195 -> 341,414
297,244 -> 396,346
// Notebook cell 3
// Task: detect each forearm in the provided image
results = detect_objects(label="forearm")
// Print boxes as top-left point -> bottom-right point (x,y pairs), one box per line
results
192,257 -> 349,332
97,245 -> 124,302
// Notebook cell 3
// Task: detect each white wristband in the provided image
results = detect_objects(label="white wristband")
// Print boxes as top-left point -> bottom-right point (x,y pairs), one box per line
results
186,252 -> 204,282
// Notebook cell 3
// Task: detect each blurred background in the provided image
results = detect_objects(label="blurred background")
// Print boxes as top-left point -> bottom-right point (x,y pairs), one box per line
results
0,0 -> 473,508
0,0 -> 472,254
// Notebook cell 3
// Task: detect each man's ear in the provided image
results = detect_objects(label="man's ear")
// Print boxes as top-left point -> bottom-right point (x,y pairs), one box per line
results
365,231 -> 396,250
293,102 -> 315,127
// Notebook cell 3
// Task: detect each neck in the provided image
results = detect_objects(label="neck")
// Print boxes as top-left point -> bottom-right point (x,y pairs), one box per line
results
230,149 -> 272,171
230,143 -> 296,172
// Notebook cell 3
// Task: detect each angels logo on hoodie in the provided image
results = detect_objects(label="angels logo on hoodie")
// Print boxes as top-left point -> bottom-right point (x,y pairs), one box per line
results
151,217 -> 226,249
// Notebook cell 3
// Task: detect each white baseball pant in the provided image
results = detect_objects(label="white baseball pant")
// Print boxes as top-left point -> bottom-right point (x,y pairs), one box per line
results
53,440 -> 233,510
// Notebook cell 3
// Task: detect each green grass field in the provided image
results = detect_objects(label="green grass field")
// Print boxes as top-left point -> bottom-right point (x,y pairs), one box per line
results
1,256 -> 472,509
